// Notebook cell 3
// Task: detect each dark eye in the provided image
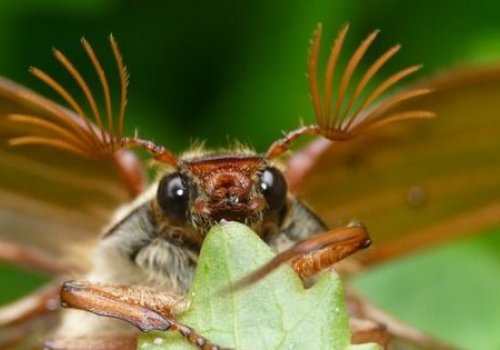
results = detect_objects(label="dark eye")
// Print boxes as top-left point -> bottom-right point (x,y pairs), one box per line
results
157,173 -> 189,222
260,167 -> 287,210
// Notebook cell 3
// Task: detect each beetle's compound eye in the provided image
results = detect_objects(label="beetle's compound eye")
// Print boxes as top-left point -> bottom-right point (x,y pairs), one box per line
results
260,167 -> 287,210
157,172 -> 189,222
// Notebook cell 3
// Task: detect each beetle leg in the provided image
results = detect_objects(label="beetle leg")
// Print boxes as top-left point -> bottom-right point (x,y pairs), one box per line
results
59,280 -> 230,350
289,222 -> 371,279
0,239 -> 75,275
227,222 -> 371,292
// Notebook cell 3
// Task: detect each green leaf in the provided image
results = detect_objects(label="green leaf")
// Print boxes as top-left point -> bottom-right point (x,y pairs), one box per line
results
138,222 -> 380,350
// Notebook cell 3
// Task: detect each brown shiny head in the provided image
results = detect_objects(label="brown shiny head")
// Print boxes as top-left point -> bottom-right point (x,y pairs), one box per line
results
155,153 -> 288,237
187,156 -> 265,222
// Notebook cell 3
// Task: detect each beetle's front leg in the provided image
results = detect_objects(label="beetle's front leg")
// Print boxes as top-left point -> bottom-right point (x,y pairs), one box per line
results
56,280 -> 229,350
289,222 -> 371,279
227,222 -> 371,292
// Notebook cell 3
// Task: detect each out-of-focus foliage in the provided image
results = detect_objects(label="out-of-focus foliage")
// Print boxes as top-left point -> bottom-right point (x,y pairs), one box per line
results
0,1 -> 499,349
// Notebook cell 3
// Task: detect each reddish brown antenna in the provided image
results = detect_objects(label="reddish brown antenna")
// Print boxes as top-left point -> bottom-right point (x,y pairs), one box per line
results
265,24 -> 435,160
8,36 -> 177,167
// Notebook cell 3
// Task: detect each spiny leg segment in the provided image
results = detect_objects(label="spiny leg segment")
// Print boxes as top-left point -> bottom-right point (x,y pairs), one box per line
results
58,281 -> 229,350
226,222 -> 371,293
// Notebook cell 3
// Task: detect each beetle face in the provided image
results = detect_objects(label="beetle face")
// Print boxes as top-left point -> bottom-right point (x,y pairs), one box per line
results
156,153 -> 289,239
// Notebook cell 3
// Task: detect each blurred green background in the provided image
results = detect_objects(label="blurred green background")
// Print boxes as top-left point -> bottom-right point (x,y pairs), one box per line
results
0,1 -> 499,349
